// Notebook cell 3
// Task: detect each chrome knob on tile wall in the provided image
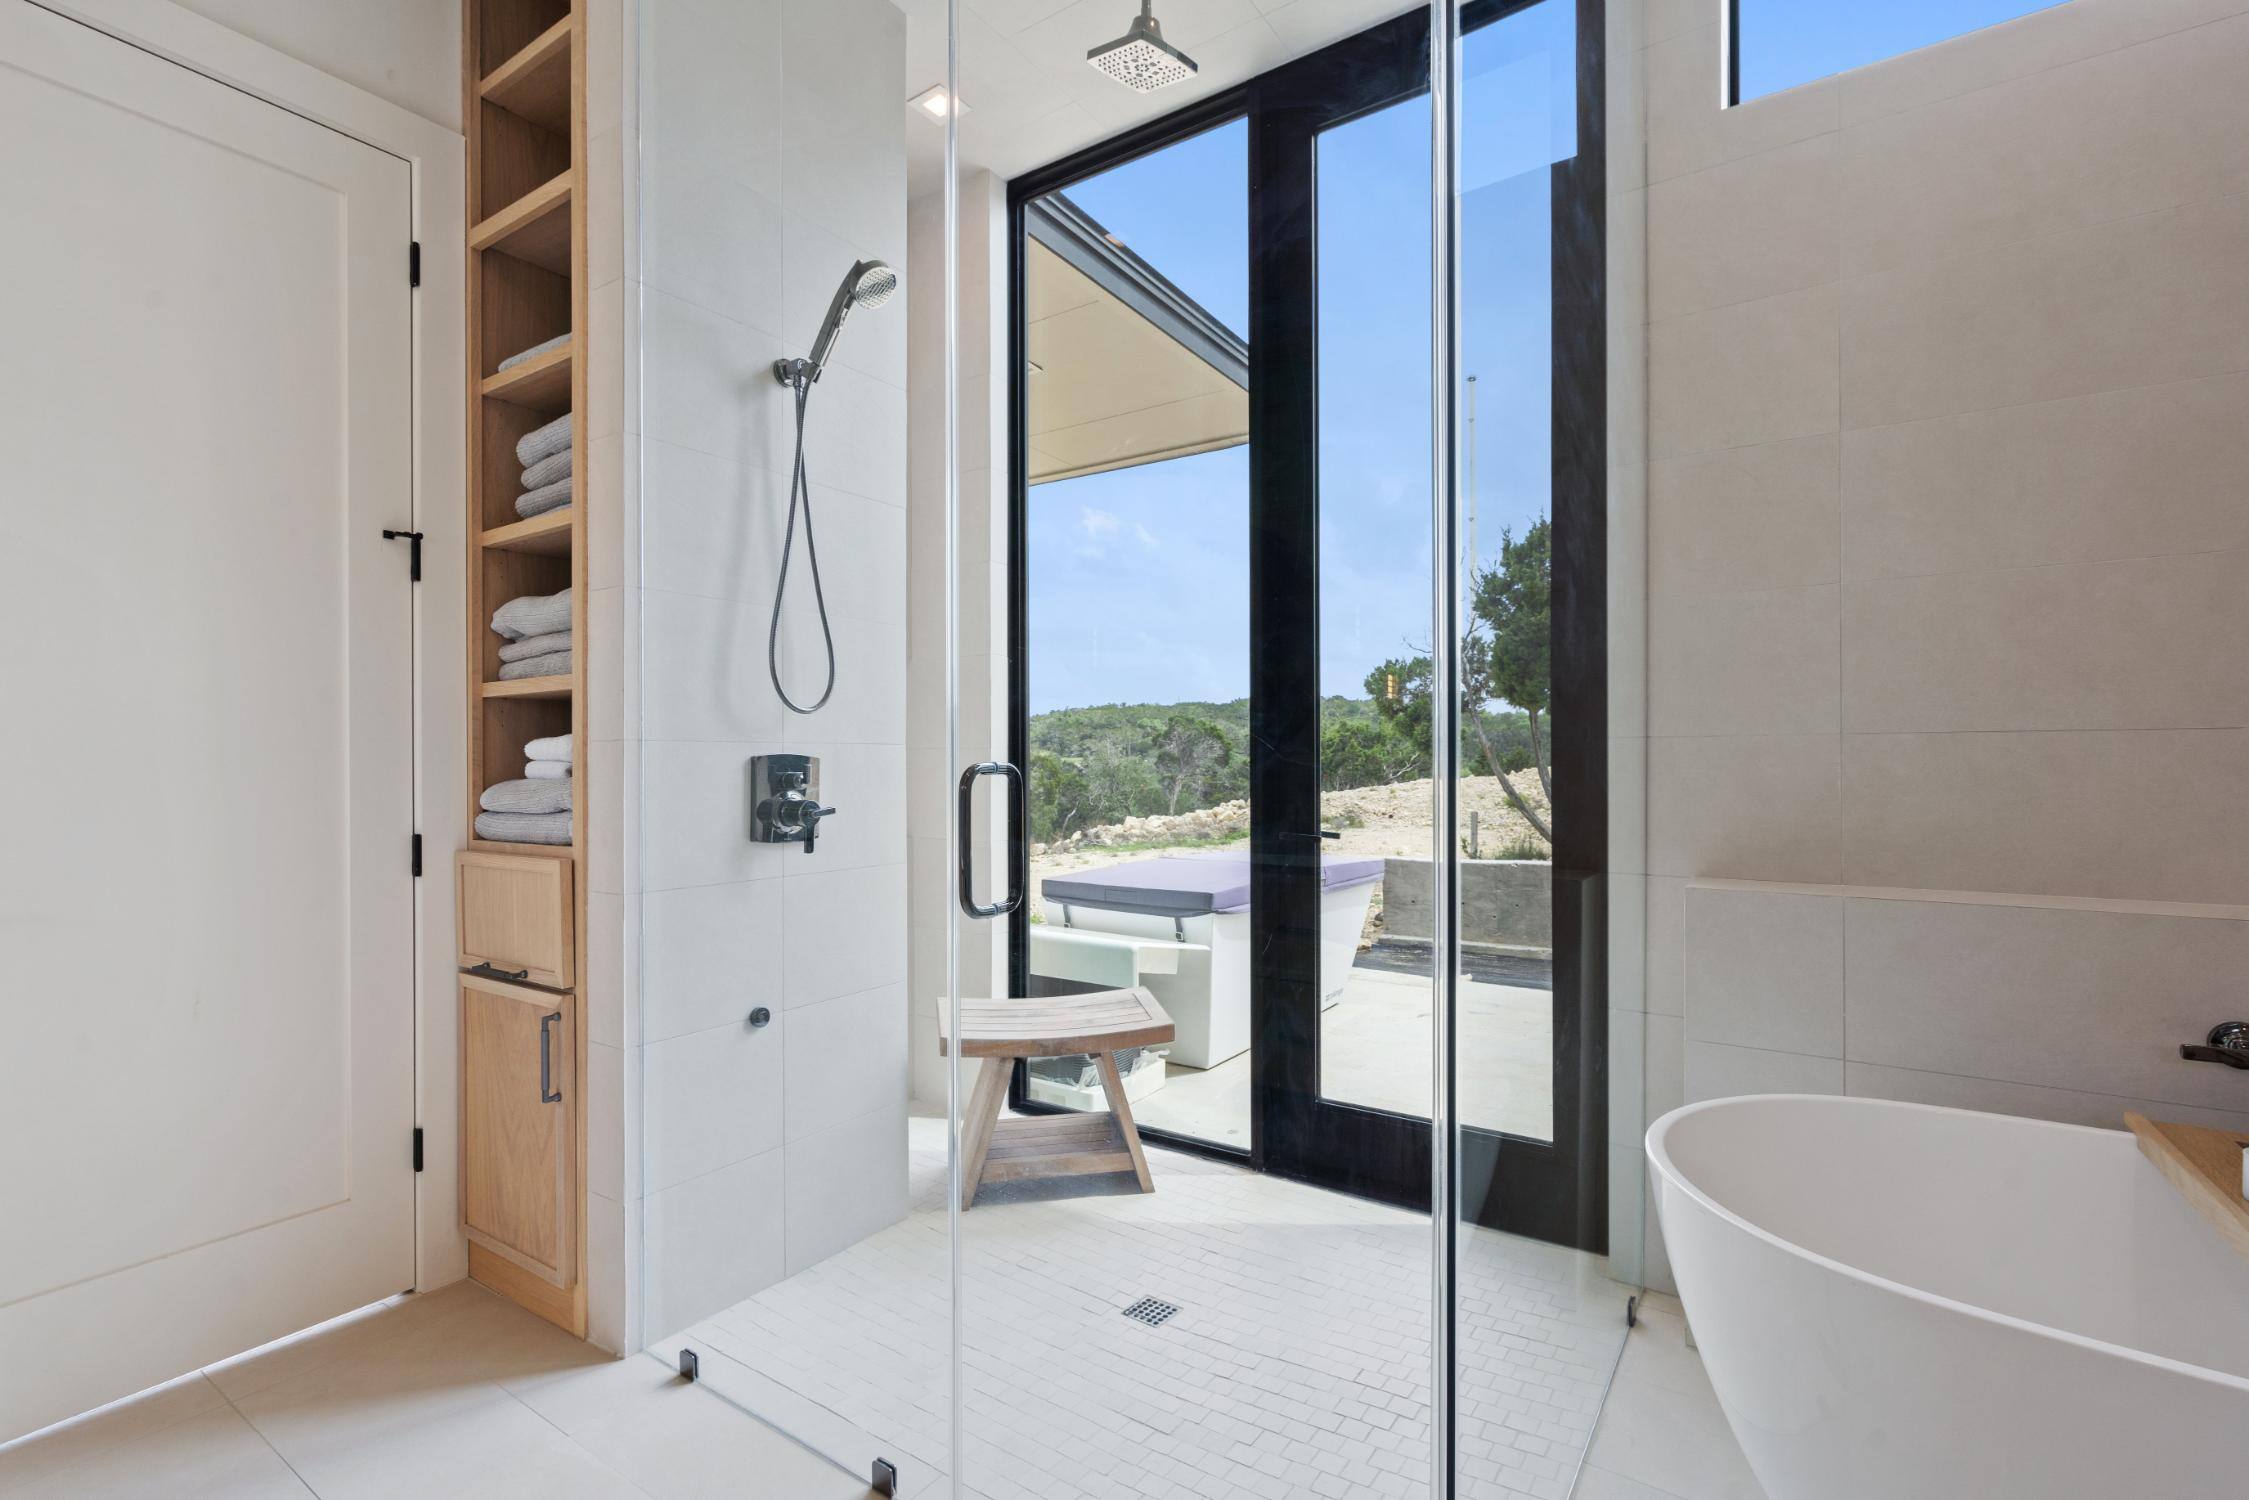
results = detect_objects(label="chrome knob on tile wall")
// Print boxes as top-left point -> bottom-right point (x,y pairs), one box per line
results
2179,1022 -> 2249,1069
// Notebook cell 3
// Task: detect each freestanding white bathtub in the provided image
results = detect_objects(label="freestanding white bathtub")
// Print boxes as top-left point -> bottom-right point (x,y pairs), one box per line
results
1647,1094 -> 2249,1500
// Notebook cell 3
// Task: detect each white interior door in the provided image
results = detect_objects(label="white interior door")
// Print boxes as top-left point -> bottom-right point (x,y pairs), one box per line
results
0,0 -> 416,1441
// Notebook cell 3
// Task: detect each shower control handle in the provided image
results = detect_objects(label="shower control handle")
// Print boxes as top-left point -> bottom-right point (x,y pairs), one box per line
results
748,754 -> 836,853
2181,1021 -> 2249,1069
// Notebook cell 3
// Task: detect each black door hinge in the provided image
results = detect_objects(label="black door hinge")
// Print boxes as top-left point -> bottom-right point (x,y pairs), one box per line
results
412,1127 -> 425,1172
411,833 -> 423,876
381,528 -> 424,581
409,241 -> 421,287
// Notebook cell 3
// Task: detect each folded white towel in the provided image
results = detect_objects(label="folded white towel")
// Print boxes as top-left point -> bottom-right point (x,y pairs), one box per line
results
498,332 -> 571,372
498,650 -> 570,680
524,760 -> 572,780
524,733 -> 573,763
515,476 -> 572,518
516,412 -> 572,468
520,449 -> 572,491
498,630 -> 572,663
491,587 -> 570,641
481,777 -> 572,815
475,810 -> 571,846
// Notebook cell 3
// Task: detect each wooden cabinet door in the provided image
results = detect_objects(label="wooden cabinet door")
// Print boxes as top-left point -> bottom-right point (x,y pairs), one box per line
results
460,974 -> 575,1286
457,850 -> 575,989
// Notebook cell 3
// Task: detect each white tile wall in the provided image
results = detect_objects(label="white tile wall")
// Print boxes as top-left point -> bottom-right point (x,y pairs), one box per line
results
1617,0 -> 2249,1291
614,0 -> 914,1344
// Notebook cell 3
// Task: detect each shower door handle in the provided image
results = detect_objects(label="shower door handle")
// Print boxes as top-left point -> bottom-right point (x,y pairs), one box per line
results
957,761 -> 1025,920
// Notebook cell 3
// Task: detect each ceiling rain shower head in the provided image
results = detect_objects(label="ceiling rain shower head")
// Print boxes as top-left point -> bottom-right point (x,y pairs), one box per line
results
1087,1 -> 1198,93
801,258 -> 898,381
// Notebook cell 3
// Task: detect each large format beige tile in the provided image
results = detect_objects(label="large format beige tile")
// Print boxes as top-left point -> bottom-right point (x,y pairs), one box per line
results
1846,1060 -> 2249,1138
270,1395 -> 645,1500
1681,886 -> 1843,1057
1649,585 -> 1839,738
1842,897 -> 2249,1111
1645,23 -> 1837,185
1836,12 -> 2249,276
1840,728 -> 2249,903
1644,875 -> 1687,1016
568,1366 -> 875,1499
1840,372 -> 2249,578
1841,192 -> 2249,430
226,1284 -> 623,1495
1841,550 -> 2246,733
1586,1306 -> 1766,1499
9,1408 -> 309,1500
1837,0 -> 2249,126
1647,734 -> 1843,883
1684,1041 -> 1844,1103
1649,284 -> 1839,459
1649,134 -> 1840,319
1649,434 -> 1839,597
0,1374 -> 228,1493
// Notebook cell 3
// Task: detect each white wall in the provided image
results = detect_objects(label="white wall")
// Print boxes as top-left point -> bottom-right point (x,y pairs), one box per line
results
1611,0 -> 2249,1292
172,0 -> 463,131
594,0 -> 914,1346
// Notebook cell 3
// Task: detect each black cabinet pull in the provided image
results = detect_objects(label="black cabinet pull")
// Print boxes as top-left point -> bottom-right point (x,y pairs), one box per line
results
469,962 -> 530,982
539,1011 -> 563,1103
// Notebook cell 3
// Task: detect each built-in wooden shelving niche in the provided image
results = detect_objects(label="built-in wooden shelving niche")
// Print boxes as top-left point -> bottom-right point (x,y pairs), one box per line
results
461,0 -> 588,1341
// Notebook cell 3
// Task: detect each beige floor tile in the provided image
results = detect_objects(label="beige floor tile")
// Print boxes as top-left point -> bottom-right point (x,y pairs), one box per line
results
1587,1313 -> 1766,1500
1574,1464 -> 1690,1500
10,1407 -> 308,1500
0,1374 -> 232,1496
291,1392 -> 647,1500
569,1379 -> 874,1499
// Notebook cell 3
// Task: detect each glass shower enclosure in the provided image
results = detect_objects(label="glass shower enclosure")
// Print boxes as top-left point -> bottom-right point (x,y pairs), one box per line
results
625,2 -> 1641,1494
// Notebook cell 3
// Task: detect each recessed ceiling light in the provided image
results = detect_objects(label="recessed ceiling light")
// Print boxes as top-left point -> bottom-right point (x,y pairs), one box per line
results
907,84 -> 968,120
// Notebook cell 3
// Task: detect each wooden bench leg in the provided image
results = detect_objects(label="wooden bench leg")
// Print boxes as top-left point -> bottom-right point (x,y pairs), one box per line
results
959,1056 -> 1010,1209
1095,1052 -> 1155,1194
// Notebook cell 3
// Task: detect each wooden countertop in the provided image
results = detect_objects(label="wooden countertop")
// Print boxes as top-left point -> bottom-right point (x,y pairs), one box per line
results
2125,1112 -> 2249,1261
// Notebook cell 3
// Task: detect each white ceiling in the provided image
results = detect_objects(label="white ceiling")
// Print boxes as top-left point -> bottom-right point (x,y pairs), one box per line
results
891,0 -> 1420,193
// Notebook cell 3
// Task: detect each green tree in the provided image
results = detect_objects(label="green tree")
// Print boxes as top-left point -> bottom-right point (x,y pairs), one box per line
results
1150,713 -> 1234,815
1028,750 -> 1092,843
1467,519 -> 1552,841
1320,717 -> 1425,790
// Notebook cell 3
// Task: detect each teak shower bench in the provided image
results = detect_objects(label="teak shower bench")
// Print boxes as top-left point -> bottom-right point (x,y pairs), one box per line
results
939,987 -> 1176,1208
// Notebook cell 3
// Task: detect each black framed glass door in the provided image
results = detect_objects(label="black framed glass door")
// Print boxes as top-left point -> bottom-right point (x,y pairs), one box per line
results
1007,0 -> 1605,1251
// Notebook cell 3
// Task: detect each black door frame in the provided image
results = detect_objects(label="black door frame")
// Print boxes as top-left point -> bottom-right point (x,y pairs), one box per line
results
1003,0 -> 1607,1252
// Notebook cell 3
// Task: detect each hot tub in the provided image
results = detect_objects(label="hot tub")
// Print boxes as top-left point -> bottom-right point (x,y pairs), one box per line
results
1038,852 -> 1381,1069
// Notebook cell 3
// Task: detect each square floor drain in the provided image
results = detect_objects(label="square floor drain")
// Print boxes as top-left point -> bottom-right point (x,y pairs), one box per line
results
1121,1297 -> 1180,1328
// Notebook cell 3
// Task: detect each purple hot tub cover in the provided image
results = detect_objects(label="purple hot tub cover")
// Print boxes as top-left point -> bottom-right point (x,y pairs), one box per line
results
1041,853 -> 1383,917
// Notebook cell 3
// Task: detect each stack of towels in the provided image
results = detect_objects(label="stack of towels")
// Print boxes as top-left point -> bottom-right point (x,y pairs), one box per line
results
475,733 -> 572,846
515,409 -> 573,520
498,331 -> 569,373
492,586 -> 571,681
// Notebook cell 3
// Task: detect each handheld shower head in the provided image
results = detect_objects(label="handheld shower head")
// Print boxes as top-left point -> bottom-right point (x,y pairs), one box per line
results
765,258 -> 898,716
802,258 -> 898,381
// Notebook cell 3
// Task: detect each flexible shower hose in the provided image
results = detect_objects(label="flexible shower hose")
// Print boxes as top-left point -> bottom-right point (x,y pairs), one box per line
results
769,373 -> 836,715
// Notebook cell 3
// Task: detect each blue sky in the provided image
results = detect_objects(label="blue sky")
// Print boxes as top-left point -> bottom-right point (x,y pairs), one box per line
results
1026,0 -> 2052,713
1029,1 -> 1574,713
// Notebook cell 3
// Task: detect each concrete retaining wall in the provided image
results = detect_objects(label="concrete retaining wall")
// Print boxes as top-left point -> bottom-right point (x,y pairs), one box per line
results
1381,859 -> 1551,952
